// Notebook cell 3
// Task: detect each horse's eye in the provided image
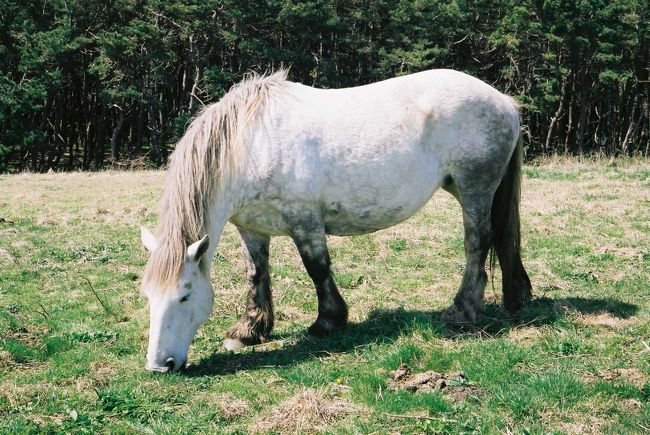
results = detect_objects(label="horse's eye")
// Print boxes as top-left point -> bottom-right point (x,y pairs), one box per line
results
179,295 -> 190,303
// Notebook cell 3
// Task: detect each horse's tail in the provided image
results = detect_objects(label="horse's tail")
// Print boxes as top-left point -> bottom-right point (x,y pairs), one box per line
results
490,132 -> 532,313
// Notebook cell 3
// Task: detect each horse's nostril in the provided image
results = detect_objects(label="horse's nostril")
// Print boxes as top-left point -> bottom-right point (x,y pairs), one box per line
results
165,357 -> 175,371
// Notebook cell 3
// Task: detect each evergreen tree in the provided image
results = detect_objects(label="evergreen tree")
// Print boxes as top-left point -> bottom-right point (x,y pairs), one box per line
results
0,0 -> 647,171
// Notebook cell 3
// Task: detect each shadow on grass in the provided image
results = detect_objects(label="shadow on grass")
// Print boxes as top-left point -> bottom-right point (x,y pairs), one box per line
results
474,295 -> 637,333
185,296 -> 638,377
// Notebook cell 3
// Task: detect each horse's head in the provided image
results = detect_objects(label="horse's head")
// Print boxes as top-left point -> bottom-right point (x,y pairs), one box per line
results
140,227 -> 213,373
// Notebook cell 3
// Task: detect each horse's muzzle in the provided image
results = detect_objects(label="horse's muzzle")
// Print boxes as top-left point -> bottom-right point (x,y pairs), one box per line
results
146,357 -> 187,373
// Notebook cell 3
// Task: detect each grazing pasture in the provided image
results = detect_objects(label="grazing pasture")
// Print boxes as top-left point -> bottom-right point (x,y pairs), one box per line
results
0,159 -> 648,433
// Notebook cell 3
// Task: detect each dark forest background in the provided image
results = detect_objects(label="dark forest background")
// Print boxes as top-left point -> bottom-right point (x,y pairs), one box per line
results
0,0 -> 647,172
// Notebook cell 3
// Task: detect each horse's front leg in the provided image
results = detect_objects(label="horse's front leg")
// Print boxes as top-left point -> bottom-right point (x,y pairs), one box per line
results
442,194 -> 492,326
224,229 -> 273,350
291,227 -> 348,337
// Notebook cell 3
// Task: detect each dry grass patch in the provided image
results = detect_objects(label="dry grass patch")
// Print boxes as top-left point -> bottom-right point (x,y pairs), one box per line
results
599,368 -> 648,388
89,361 -> 119,386
0,350 -> 15,367
0,247 -> 13,262
22,414 -> 66,429
619,398 -> 643,412
276,306 -> 311,322
507,326 -> 544,346
217,394 -> 251,419
539,410 -> 605,435
557,418 -> 604,435
577,313 -> 634,329
187,391 -> 252,420
0,171 -> 165,228
0,381 -> 58,410
249,388 -> 359,434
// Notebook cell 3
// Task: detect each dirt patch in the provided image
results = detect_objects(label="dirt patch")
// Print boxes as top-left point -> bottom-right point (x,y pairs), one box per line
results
599,368 -> 648,388
387,364 -> 481,401
250,388 -> 359,434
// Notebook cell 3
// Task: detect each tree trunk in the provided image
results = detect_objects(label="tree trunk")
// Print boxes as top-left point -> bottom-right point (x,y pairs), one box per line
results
188,65 -> 201,113
148,104 -> 160,165
563,76 -> 575,155
133,102 -> 145,157
621,95 -> 640,155
95,103 -> 107,169
575,83 -> 593,156
544,78 -> 567,154
110,106 -> 125,165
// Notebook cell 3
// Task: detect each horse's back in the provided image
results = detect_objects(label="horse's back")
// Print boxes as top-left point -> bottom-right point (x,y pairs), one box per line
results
287,68 -> 519,164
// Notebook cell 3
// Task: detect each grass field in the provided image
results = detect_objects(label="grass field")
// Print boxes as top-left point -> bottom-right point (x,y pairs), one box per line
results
1,160 -> 649,433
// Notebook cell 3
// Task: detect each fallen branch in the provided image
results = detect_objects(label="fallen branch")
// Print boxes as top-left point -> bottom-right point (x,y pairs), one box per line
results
0,217 -> 15,225
35,301 -> 50,320
82,277 -> 118,320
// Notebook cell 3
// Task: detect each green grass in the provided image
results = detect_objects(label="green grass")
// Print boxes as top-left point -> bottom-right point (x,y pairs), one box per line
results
1,161 -> 649,433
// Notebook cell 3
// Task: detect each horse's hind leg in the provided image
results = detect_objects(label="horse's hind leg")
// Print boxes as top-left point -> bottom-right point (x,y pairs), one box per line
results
224,229 -> 273,350
441,192 -> 492,326
291,229 -> 348,337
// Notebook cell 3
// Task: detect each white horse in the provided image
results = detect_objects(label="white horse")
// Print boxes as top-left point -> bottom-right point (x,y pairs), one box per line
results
140,69 -> 532,373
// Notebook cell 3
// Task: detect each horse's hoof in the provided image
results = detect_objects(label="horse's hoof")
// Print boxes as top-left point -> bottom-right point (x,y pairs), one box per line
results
441,304 -> 476,327
223,338 -> 247,351
307,318 -> 345,337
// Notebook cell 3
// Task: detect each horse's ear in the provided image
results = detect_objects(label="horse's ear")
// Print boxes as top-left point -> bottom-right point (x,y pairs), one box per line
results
141,227 -> 158,253
186,235 -> 210,262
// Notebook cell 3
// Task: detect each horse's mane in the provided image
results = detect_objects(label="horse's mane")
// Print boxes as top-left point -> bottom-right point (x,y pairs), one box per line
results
143,70 -> 289,290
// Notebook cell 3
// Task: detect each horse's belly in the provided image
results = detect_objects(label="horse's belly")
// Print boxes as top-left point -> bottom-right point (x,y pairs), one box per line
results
231,194 -> 436,237
322,176 -> 441,236
321,197 -> 430,235
318,148 -> 442,235
231,175 -> 440,237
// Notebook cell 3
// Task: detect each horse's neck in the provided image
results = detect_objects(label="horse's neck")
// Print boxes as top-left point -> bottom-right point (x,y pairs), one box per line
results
204,189 -> 235,266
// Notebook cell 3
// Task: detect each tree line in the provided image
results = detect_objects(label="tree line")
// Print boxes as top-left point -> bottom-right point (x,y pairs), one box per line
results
0,0 -> 647,172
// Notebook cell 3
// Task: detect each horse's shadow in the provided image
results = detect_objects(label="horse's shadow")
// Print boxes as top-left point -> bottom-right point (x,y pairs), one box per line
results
185,296 -> 638,377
